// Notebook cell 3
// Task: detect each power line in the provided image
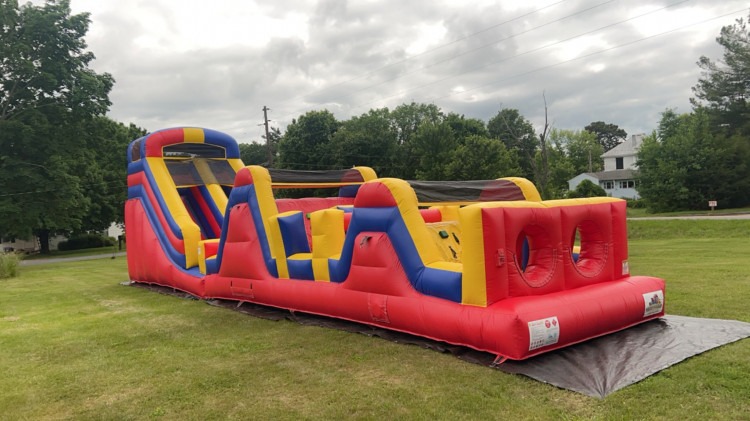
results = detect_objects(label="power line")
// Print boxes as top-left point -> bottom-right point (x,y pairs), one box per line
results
426,7 -> 750,103
348,0 -> 692,112
271,0 -> 572,123
346,0 -> 619,97
269,2 -> 744,128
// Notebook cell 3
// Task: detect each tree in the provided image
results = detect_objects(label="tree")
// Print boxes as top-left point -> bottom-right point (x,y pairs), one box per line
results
390,102 -> 444,145
584,121 -> 627,152
552,129 -> 603,174
277,110 -> 339,170
532,97 -> 556,198
692,14 -> 750,136
444,134 -> 520,180
636,109 -> 735,211
443,112 -> 488,141
240,127 -> 281,166
410,121 -> 458,180
239,142 -> 268,165
77,117 -> 146,232
542,132 -> 577,199
390,102 -> 444,179
487,108 -> 537,179
330,108 -> 398,175
0,0 -> 114,252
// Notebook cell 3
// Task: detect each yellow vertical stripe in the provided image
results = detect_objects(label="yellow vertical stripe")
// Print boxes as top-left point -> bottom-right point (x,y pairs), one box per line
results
192,159 -> 229,216
377,178 -> 444,266
266,213 -> 290,278
247,166 -> 288,278
310,209 -> 346,282
193,159 -> 218,184
227,158 -> 245,174
459,205 -> 487,306
183,128 -> 205,143
146,157 -> 202,268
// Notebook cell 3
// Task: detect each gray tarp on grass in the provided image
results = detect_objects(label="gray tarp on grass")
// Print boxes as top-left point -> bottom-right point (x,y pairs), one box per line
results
493,315 -> 750,397
127,282 -> 750,398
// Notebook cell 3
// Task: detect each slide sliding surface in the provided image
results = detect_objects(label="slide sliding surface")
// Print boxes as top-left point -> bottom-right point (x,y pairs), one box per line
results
126,127 -> 243,281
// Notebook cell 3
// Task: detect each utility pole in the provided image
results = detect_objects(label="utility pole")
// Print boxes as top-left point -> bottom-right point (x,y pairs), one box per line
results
261,105 -> 273,167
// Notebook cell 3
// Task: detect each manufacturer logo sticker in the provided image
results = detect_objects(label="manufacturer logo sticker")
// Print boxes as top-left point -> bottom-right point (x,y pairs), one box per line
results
643,290 -> 664,317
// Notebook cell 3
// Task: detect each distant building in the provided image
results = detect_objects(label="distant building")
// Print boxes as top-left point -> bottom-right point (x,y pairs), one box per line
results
0,222 -> 123,253
568,134 -> 644,199
1,234 -> 65,253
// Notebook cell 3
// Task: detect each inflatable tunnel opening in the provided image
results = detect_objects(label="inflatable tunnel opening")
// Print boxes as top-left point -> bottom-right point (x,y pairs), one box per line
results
516,225 -> 556,287
572,220 -> 608,277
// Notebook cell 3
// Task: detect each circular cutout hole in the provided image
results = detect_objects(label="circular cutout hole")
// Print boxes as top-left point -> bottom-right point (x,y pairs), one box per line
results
515,231 -> 530,273
572,220 -> 607,277
515,225 -> 556,288
570,227 -> 581,263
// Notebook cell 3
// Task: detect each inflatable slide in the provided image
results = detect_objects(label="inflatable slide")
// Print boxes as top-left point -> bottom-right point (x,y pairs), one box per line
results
126,127 -> 665,361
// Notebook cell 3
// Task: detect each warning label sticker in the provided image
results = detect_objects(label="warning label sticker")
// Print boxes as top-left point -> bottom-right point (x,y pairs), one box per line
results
643,290 -> 664,317
528,316 -> 560,351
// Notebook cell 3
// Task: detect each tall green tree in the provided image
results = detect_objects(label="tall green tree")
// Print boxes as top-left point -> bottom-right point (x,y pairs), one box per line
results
330,108 -> 398,175
637,109 -> 740,211
551,129 -> 603,174
390,102 -> 444,179
692,14 -> 750,136
487,108 -> 537,179
239,142 -> 267,165
444,134 -> 520,180
584,121 -> 627,152
539,135 -> 576,199
277,110 -> 339,170
240,127 -> 281,166
444,113 -> 488,141
78,117 -> 146,231
0,0 -> 114,252
411,121 -> 458,180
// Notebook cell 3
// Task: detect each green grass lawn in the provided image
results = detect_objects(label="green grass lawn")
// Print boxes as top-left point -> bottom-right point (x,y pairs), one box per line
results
1,221 -> 749,419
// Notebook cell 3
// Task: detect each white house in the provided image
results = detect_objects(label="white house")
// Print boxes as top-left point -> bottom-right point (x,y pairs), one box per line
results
1,222 -> 123,253
1,234 -> 65,253
568,134 -> 644,199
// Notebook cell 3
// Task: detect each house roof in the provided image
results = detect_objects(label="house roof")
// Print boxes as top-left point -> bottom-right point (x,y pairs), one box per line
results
601,134 -> 644,158
587,169 -> 636,181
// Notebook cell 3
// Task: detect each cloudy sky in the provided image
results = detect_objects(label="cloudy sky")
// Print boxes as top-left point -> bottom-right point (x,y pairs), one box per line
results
33,0 -> 750,143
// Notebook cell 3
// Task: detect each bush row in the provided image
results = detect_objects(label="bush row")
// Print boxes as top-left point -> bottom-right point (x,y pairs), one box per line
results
57,234 -> 115,251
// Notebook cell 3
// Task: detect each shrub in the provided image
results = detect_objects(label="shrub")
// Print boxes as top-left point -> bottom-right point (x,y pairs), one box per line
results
626,198 -> 647,209
57,234 -> 115,251
0,253 -> 20,279
567,179 -> 607,198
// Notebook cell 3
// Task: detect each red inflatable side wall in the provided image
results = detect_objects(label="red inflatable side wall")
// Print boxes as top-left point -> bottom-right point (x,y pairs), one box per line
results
477,200 -> 632,306
125,198 -> 205,295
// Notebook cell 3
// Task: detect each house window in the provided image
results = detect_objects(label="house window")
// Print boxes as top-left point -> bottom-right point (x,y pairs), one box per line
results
619,180 -> 635,189
615,157 -> 624,170
602,181 -> 614,189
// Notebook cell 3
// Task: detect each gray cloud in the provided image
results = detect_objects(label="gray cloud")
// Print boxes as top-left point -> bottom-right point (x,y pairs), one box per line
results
63,0 -> 747,143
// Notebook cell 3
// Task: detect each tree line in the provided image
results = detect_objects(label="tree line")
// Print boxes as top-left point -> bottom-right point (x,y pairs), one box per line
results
1,0 -> 145,252
242,105 -> 620,200
2,0 -> 748,252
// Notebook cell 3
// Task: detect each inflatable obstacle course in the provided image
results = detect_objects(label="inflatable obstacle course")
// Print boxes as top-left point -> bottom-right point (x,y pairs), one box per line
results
126,127 -> 665,360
